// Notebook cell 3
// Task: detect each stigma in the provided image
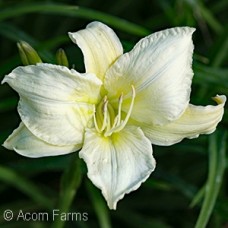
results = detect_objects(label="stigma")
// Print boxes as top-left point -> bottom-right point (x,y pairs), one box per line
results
94,85 -> 136,137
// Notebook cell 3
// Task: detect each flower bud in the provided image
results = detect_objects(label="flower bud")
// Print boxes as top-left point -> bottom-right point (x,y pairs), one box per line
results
17,41 -> 42,65
56,48 -> 69,67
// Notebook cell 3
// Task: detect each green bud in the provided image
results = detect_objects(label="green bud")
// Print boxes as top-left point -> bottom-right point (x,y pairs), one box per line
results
17,41 -> 42,65
56,48 -> 69,67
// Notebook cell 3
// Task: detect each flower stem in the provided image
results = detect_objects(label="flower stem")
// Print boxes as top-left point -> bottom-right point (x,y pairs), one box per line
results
195,131 -> 226,228
52,154 -> 82,228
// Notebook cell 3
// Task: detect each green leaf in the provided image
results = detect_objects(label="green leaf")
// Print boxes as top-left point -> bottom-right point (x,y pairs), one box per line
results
52,154 -> 82,228
193,63 -> 228,91
210,28 -> 228,67
195,130 -> 227,228
197,3 -> 223,34
0,2 -> 150,36
8,155 -> 72,174
0,165 -> 53,209
86,180 -> 111,228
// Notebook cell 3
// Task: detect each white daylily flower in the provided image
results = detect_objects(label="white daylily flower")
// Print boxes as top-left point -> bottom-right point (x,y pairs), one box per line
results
2,22 -> 226,210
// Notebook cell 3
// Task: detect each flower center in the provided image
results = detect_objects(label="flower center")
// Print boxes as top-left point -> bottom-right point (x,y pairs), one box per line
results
94,85 -> 136,137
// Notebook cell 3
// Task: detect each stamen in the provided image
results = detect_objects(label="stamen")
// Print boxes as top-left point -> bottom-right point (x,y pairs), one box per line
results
107,104 -> 115,131
93,96 -> 108,133
93,110 -> 101,133
112,93 -> 123,128
115,85 -> 135,131
104,85 -> 135,136
100,99 -> 108,131
117,93 -> 123,126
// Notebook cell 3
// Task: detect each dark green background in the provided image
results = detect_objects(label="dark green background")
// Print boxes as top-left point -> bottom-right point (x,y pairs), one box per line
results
0,0 -> 227,227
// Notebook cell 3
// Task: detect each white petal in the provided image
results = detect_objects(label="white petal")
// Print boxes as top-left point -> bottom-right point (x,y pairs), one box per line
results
105,27 -> 195,125
3,123 -> 81,158
79,126 -> 156,209
18,97 -> 94,146
2,63 -> 102,145
69,21 -> 123,80
141,95 -> 226,146
2,63 -> 102,104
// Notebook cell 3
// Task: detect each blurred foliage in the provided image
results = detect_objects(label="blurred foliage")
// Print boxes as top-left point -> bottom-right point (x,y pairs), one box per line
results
0,0 -> 227,227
